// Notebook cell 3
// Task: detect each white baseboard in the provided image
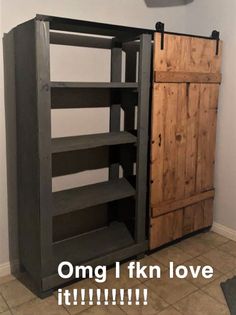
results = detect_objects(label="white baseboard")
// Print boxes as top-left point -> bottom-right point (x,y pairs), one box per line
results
212,222 -> 236,241
0,260 -> 19,278
0,262 -> 11,277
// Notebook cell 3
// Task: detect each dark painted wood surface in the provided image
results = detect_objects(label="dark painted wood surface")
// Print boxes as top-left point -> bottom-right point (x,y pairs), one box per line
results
52,131 -> 137,153
53,178 -> 135,216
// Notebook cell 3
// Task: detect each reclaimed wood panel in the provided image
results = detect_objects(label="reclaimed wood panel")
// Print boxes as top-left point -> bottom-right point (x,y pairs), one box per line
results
150,209 -> 183,249
150,84 -> 165,205
152,189 -> 214,217
154,71 -> 222,83
196,84 -> 219,192
185,84 -> 200,197
183,198 -> 214,235
151,84 -> 218,207
151,83 -> 187,204
154,33 -> 222,74
150,32 -> 222,250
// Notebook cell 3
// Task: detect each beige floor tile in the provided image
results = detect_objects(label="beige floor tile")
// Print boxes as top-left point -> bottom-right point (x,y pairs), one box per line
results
157,307 -> 182,315
96,262 -> 140,290
78,305 -> 125,315
137,255 -> 167,283
219,240 -> 236,257
0,294 -> 9,313
174,290 -> 230,315
1,311 -> 12,315
145,271 -> 197,304
151,246 -> 192,268
226,269 -> 236,278
140,255 -> 167,271
201,273 -> 233,305
55,279 -> 98,314
0,279 -> 35,308
180,258 -> 222,288
120,283 -> 168,315
0,275 -> 16,286
11,296 -> 68,315
199,248 -> 236,274
176,235 -> 215,257
61,278 -> 98,300
196,232 -> 229,247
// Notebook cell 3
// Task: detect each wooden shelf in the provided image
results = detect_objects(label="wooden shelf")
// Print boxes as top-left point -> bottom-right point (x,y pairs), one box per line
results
52,131 -> 137,153
50,82 -> 138,89
53,221 -> 134,265
53,178 -> 136,216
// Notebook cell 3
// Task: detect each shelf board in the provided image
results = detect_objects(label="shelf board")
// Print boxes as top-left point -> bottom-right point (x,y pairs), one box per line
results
43,241 -> 148,290
52,131 -> 137,153
53,178 -> 136,216
53,221 -> 135,265
50,82 -> 138,89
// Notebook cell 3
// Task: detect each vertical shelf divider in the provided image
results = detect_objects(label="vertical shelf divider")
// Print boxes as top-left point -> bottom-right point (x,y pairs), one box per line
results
135,34 -> 152,244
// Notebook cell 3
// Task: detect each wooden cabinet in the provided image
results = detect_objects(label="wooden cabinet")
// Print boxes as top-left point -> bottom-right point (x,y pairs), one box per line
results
150,33 -> 222,249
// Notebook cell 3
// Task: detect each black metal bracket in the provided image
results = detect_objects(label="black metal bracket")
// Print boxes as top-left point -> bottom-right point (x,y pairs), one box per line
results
155,22 -> 165,50
211,30 -> 220,56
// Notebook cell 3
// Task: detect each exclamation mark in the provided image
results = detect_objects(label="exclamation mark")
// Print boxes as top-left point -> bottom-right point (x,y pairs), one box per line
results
81,289 -> 86,305
104,289 -> 109,305
58,289 -> 62,305
112,289 -> 116,305
120,289 -> 125,305
73,289 -> 78,305
143,288 -> 148,305
128,289 -> 132,305
89,289 -> 93,306
97,289 -> 101,305
135,289 -> 140,305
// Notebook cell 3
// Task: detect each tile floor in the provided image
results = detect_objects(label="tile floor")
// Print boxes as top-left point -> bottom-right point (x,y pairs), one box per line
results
0,231 -> 235,315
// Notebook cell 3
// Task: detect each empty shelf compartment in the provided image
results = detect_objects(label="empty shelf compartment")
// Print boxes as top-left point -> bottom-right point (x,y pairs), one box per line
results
52,131 -> 137,153
53,221 -> 135,265
53,178 -> 136,216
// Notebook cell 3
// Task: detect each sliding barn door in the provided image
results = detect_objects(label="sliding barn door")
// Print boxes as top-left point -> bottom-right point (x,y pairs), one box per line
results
150,33 -> 222,249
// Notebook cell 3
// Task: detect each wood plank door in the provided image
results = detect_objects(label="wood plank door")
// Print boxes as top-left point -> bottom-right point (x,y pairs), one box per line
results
150,33 -> 222,249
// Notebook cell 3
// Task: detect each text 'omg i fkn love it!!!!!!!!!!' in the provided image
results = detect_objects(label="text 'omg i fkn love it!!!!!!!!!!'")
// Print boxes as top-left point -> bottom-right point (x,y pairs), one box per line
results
57,261 -> 214,306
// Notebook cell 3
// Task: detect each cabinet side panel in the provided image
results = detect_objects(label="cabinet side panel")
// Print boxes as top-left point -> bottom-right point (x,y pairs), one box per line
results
13,21 -> 41,284
3,30 -> 18,270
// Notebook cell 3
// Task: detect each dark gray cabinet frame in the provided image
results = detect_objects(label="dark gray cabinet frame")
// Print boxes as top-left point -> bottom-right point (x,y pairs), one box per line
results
3,15 -> 153,297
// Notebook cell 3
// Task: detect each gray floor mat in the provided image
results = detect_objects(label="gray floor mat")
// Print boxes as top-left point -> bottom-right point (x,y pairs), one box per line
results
221,276 -> 236,315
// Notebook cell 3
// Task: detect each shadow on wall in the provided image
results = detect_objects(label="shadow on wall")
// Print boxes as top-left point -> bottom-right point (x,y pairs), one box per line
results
144,0 -> 193,7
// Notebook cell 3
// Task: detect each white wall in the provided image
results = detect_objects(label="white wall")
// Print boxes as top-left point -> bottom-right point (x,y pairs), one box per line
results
0,0 -> 10,271
0,0 -> 187,271
185,0 -> 236,231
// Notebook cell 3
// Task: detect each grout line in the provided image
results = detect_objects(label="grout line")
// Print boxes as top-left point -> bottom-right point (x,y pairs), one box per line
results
167,287 -> 199,308
171,303 -> 185,315
8,297 -> 38,311
199,287 -> 227,306
0,292 -> 13,314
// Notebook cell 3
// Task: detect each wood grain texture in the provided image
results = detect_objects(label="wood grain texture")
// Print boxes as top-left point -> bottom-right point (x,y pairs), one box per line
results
151,83 -> 219,204
196,84 -> 219,192
150,209 -> 183,249
150,32 -> 222,250
152,189 -> 215,217
183,198 -> 214,235
154,33 -> 222,74
154,71 -> 222,83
